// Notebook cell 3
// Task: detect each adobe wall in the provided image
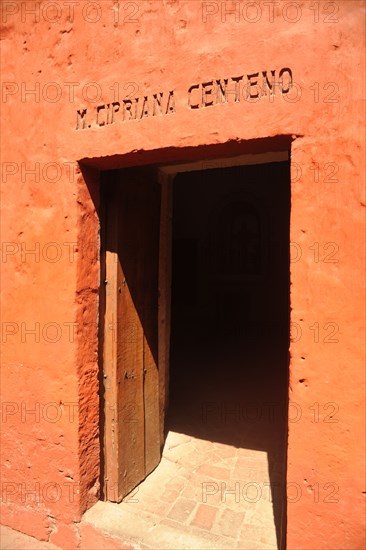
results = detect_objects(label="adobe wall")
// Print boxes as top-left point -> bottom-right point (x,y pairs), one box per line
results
1,1 -> 365,548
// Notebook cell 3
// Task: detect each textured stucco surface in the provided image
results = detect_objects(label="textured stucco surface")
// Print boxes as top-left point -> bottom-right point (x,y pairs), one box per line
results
1,1 -> 365,548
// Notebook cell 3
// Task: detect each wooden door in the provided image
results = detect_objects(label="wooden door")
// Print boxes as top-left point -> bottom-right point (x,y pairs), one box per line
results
102,170 -> 161,502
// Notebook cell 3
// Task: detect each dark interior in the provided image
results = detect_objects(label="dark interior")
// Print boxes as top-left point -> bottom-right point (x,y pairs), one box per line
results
167,161 -> 291,546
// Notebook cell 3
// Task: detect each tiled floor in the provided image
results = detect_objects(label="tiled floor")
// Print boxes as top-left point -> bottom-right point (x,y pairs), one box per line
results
85,331 -> 288,549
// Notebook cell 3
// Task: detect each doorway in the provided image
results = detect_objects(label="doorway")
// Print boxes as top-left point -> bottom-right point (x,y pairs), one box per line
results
168,161 -> 290,548
100,155 -> 290,549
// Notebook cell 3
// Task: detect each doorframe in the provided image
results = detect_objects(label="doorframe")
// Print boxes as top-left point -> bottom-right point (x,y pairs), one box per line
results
99,148 -> 290,545
156,149 -> 290,433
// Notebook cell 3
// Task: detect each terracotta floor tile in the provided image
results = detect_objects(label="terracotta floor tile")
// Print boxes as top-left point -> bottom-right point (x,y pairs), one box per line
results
166,497 -> 197,523
213,508 -> 246,539
164,476 -> 186,493
160,488 -> 180,503
190,503 -> 218,530
196,463 -> 231,480
129,495 -> 173,516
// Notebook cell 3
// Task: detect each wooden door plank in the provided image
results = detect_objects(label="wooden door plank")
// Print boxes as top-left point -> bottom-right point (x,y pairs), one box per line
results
141,179 -> 161,474
103,171 -> 162,501
116,180 -> 145,498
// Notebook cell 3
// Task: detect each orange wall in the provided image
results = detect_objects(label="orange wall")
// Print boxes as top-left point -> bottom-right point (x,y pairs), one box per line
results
1,1 -> 365,548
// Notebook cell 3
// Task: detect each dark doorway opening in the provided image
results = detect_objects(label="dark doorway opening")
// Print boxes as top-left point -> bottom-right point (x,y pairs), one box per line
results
167,161 -> 290,548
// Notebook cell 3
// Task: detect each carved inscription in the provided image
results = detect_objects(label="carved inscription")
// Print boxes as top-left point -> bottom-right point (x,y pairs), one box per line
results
75,67 -> 292,130
76,90 -> 176,130
188,68 -> 292,108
